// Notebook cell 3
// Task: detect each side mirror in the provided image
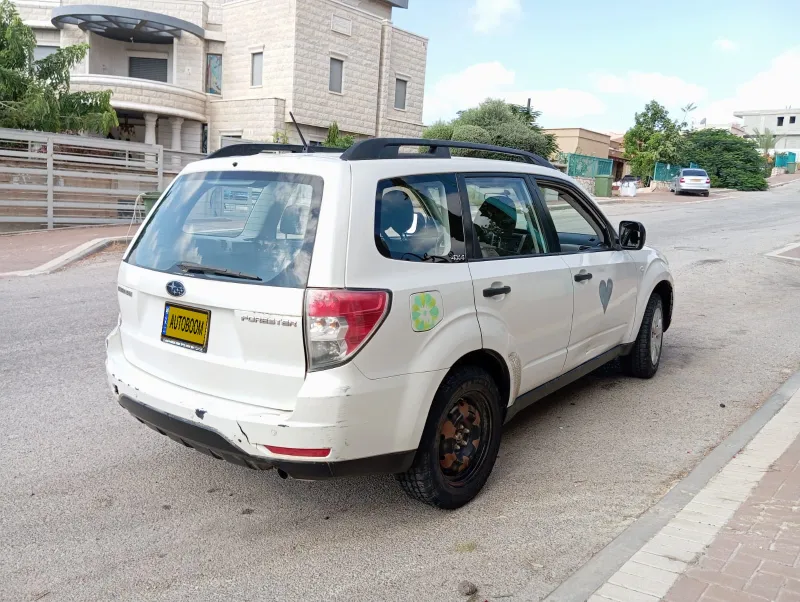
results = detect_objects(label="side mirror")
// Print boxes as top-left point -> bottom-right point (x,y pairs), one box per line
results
619,220 -> 646,250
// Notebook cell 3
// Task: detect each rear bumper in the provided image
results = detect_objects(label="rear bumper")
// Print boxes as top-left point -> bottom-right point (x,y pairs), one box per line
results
676,182 -> 710,192
106,325 -> 445,478
118,395 -> 415,478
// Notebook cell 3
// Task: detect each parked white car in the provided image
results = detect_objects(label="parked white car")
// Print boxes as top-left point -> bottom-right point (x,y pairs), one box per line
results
106,138 -> 674,509
670,168 -> 711,196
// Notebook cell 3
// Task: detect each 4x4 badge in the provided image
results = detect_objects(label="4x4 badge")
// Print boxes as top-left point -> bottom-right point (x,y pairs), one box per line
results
410,291 -> 444,332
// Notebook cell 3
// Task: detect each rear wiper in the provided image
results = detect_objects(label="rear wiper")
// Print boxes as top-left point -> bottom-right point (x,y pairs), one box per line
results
176,261 -> 262,281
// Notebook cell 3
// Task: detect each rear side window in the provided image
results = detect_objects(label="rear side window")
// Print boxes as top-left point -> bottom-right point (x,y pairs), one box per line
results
375,174 -> 464,262
683,169 -> 707,177
127,171 -> 323,288
465,176 -> 547,258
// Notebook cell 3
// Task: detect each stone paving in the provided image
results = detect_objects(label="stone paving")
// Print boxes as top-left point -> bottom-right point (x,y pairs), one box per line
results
664,437 -> 800,602
590,387 -> 800,602
0,225 -> 134,273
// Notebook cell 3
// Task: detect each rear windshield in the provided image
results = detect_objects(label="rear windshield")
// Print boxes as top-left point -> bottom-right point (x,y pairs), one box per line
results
683,169 -> 707,176
126,171 -> 324,288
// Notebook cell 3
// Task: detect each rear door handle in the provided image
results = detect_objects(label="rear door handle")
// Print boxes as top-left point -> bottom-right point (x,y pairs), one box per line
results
483,285 -> 511,298
574,272 -> 593,282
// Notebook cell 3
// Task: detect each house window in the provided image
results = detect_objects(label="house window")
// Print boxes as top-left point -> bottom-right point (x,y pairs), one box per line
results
791,116 -> 797,125
394,78 -> 408,110
329,57 -> 344,93
206,54 -> 222,95
33,45 -> 58,61
777,116 -> 785,127
251,52 -> 263,87
129,57 -> 168,83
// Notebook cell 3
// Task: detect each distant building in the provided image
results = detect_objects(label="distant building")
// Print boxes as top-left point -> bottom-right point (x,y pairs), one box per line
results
733,109 -> 800,152
544,127 -> 610,159
14,0 -> 427,153
696,122 -> 746,137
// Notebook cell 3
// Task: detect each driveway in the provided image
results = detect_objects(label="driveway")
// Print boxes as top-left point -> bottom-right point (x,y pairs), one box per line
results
2,183 -> 800,601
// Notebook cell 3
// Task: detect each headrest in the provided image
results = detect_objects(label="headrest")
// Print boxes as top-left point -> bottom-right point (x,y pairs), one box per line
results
279,204 -> 308,235
477,196 -> 517,229
379,189 -> 414,235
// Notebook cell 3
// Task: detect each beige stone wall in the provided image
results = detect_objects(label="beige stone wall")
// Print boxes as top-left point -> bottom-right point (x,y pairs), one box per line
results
291,0 -> 382,136
376,26 -> 426,138
174,34 -> 205,92
208,97 -> 285,150
338,0 -> 392,19
60,25 -> 89,74
71,77 -> 207,119
219,0 -> 294,102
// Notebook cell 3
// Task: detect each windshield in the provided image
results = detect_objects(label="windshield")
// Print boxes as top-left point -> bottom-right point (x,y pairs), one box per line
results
683,169 -> 707,177
126,171 -> 324,288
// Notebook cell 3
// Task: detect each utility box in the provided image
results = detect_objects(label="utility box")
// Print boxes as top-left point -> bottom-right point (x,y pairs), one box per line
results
787,162 -> 797,174
594,175 -> 612,197
142,192 -> 161,215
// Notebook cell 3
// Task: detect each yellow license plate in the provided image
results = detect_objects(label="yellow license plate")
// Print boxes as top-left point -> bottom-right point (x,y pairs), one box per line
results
161,304 -> 210,352
690,178 -> 702,182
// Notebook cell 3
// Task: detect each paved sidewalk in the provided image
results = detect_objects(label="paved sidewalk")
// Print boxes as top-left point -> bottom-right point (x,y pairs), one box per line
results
589,386 -> 800,602
768,172 -> 800,188
0,225 -> 135,273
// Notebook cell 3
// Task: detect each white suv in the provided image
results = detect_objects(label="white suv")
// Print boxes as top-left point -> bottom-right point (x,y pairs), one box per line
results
106,138 -> 673,509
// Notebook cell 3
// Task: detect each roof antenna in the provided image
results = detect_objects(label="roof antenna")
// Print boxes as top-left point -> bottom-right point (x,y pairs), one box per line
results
289,112 -> 308,152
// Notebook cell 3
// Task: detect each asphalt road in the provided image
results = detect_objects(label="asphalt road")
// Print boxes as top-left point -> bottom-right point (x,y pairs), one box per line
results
2,183 -> 800,602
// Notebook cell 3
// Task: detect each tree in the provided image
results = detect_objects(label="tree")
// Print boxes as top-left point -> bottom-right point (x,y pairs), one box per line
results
422,98 -> 557,159
750,127 -> 783,161
0,0 -> 117,134
623,101 -> 686,182
684,129 -> 767,191
322,122 -> 355,148
680,103 -> 697,130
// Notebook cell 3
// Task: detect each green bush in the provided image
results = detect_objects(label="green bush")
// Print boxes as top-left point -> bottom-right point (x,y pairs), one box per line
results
422,121 -> 454,141
684,129 -> 767,191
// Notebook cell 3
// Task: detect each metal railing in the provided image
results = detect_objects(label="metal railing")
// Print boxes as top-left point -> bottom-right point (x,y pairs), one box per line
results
0,128 -> 164,230
556,152 -> 614,178
163,149 -> 206,173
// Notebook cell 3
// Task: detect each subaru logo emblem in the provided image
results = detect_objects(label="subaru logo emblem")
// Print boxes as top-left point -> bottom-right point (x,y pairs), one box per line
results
166,281 -> 185,297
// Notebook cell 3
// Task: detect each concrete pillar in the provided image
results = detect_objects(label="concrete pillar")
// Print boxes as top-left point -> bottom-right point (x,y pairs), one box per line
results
144,113 -> 158,145
169,117 -> 184,170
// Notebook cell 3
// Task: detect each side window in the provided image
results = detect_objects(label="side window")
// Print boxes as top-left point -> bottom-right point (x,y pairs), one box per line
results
375,174 -> 464,262
536,182 -> 608,252
464,176 -> 547,258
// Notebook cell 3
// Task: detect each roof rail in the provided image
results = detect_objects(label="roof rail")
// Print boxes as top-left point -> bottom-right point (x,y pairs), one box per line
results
206,143 -> 345,160
339,138 -> 555,168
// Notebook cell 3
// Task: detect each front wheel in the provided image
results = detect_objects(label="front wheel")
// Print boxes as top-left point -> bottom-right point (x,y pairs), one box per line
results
622,294 -> 664,379
397,366 -> 503,509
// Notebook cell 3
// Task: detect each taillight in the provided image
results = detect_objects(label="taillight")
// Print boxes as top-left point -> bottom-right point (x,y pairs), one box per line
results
679,177 -> 685,183
706,178 -> 711,184
305,289 -> 390,371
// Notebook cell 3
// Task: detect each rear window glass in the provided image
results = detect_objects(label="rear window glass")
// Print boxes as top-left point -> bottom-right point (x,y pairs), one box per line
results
683,169 -> 707,176
126,171 -> 323,288
375,174 -> 464,262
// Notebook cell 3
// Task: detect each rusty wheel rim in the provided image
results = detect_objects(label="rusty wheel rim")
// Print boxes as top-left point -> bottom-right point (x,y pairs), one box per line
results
438,393 -> 491,486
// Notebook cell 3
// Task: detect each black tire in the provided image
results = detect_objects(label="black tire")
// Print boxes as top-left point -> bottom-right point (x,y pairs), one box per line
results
396,366 -> 503,509
703,191 -> 710,197
622,294 -> 664,379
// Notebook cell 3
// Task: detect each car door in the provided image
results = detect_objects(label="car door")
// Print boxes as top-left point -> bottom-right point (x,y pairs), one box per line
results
461,174 -> 574,399
533,178 -> 639,373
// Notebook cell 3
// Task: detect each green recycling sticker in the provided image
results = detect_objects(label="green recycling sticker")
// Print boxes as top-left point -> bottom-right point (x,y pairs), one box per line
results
410,291 -> 443,332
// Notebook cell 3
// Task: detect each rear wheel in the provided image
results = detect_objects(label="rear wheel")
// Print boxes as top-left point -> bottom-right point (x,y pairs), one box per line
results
703,191 -> 710,197
397,366 -> 503,509
622,294 -> 664,379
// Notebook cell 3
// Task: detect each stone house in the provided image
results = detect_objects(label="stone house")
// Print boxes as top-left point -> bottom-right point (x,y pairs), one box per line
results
14,0 -> 427,153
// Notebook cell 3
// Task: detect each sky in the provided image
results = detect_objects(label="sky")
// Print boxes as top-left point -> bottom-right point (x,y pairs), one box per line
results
392,0 -> 800,133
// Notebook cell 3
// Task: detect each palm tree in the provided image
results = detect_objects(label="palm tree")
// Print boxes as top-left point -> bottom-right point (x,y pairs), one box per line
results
751,128 -> 784,160
680,103 -> 697,129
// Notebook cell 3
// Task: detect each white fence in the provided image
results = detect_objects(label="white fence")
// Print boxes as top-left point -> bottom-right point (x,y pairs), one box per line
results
0,129 -> 172,230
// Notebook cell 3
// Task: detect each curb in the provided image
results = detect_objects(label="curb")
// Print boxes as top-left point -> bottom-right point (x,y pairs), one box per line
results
0,235 -> 131,278
533,369 -> 800,602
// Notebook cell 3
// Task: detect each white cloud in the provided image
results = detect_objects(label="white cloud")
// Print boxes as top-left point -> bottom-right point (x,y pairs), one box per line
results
590,71 -> 708,106
713,38 -> 737,52
469,0 -> 521,34
424,61 -> 606,125
699,46 -> 800,123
